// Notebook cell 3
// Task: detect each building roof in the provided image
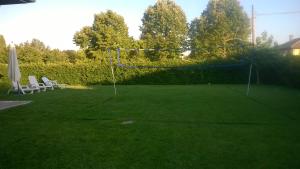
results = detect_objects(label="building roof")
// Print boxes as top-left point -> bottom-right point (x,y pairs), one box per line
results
278,38 -> 300,50
0,0 -> 35,5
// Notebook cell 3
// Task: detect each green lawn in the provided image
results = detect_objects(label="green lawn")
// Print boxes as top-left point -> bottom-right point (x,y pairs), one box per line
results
0,85 -> 300,169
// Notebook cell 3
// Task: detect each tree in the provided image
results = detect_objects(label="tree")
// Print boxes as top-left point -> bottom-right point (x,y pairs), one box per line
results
188,18 -> 206,57
253,31 -> 277,84
0,35 -> 7,63
256,31 -> 275,48
16,39 -> 47,63
189,0 -> 250,59
74,10 -> 132,59
63,50 -> 86,63
73,26 -> 92,50
31,38 -> 47,50
16,39 -> 68,63
140,0 -> 188,60
44,49 -> 69,63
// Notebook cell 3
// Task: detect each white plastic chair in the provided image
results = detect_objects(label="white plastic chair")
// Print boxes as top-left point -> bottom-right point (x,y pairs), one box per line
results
8,81 -> 39,94
28,75 -> 47,91
41,77 -> 66,89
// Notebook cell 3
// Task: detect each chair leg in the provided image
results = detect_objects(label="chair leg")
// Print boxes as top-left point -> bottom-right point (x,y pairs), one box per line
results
21,89 -> 25,95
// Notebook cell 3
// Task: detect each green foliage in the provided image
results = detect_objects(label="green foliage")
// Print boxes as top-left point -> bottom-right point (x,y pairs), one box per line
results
16,40 -> 45,63
43,49 -> 69,63
188,18 -> 205,57
0,35 -> 8,64
74,10 -> 133,59
256,31 -> 275,48
92,10 -> 131,50
11,39 -> 85,64
241,48 -> 300,88
0,3 -> 298,89
189,0 -> 250,59
0,58 -> 250,86
0,62 -> 110,85
63,50 -> 86,63
1,35 -> 79,64
140,0 -> 188,60
0,49 -> 299,88
73,26 -> 93,50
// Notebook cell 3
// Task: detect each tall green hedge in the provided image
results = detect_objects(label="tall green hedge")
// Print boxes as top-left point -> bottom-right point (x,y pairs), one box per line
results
0,62 -> 111,85
0,60 -> 249,86
1,57 -> 299,88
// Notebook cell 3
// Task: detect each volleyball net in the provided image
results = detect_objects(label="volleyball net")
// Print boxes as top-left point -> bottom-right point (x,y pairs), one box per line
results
107,47 -> 253,96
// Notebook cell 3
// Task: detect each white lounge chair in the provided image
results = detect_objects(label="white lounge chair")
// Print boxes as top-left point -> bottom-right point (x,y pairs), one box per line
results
8,81 -> 39,94
40,77 -> 54,90
28,75 -> 47,91
41,76 -> 66,89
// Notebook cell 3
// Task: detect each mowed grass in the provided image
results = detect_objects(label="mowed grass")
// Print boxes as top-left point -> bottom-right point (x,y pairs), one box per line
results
0,85 -> 300,169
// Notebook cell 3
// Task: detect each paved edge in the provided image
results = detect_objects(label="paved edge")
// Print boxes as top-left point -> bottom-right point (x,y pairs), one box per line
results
0,101 -> 32,111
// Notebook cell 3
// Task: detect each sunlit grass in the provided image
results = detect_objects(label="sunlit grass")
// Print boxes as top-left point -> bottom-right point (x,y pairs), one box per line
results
66,85 -> 93,90
0,85 -> 300,169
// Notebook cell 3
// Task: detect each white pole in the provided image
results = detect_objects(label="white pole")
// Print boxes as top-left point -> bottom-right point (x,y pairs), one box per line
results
246,63 -> 253,96
110,65 -> 117,96
108,49 -> 117,96
247,0 -> 255,96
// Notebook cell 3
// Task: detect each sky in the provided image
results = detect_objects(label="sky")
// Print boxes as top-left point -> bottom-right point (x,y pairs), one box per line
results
0,0 -> 299,50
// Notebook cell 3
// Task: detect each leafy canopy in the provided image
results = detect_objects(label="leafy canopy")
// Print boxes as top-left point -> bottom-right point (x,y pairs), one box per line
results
74,10 -> 133,59
0,35 -> 7,63
15,39 -> 76,64
189,0 -> 250,59
140,0 -> 188,60
256,31 -> 276,48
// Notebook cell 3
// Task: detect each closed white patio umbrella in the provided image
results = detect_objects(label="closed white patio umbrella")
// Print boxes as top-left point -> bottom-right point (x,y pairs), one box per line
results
8,44 -> 21,94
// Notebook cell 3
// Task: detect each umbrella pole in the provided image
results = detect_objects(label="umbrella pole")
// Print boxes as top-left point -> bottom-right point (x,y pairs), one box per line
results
17,81 -> 20,95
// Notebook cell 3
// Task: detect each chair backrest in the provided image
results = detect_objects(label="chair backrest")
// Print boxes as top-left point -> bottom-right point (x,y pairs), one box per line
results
41,77 -> 52,86
28,76 -> 39,87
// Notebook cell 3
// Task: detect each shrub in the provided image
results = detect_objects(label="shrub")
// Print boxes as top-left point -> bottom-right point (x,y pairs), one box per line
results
1,52 -> 299,88
0,59 -> 250,86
